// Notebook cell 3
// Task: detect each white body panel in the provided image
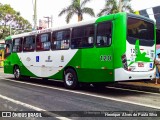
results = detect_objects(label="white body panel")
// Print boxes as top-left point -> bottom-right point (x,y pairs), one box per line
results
126,41 -> 155,72
18,49 -> 78,77
115,68 -> 154,81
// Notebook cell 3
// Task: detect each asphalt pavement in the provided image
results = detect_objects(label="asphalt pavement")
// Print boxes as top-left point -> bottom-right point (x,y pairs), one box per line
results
0,67 -> 160,93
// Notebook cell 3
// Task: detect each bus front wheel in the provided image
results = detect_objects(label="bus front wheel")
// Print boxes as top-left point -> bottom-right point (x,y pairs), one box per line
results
64,68 -> 79,89
14,66 -> 21,80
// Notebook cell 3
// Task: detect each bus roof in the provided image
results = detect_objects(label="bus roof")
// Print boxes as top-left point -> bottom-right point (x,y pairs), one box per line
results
4,12 -> 154,40
127,13 -> 154,24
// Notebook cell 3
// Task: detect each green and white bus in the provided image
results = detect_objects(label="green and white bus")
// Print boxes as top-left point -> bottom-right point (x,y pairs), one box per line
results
4,12 -> 156,89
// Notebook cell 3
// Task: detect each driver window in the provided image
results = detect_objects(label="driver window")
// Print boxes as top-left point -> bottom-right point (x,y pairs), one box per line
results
4,40 -> 12,58
5,44 -> 12,54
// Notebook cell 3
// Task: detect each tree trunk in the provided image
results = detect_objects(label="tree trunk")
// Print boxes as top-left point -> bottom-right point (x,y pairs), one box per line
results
78,14 -> 83,22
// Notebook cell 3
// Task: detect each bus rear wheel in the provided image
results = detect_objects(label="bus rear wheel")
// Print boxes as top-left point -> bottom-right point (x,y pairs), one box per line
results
64,68 -> 79,89
14,66 -> 21,80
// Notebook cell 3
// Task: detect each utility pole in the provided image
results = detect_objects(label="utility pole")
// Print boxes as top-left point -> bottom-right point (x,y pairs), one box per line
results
51,15 -> 53,27
44,15 -> 53,28
33,0 -> 37,30
119,0 -> 122,12
9,24 -> 12,35
44,16 -> 50,28
9,21 -> 14,35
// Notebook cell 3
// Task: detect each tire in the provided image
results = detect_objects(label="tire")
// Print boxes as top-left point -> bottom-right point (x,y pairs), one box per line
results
64,68 -> 79,89
14,66 -> 21,80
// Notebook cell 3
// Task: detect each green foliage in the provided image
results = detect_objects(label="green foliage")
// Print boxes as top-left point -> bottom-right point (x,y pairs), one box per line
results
0,3 -> 32,39
97,0 -> 134,17
58,0 -> 95,23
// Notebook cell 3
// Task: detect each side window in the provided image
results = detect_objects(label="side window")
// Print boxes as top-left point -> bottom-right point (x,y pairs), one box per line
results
71,27 -> 84,49
84,25 -> 94,47
71,25 -> 94,49
52,29 -> 70,50
5,40 -> 12,54
157,29 -> 160,44
12,38 -> 22,52
23,36 -> 35,52
36,33 -> 51,51
96,22 -> 112,47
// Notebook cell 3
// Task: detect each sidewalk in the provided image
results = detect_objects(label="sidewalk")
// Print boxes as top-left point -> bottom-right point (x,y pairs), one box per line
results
0,67 -> 3,73
109,79 -> 160,93
0,67 -> 160,93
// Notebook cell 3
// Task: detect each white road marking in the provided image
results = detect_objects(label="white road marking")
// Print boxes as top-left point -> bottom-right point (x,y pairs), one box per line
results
1,78 -> 160,110
0,94 -> 71,120
105,86 -> 160,95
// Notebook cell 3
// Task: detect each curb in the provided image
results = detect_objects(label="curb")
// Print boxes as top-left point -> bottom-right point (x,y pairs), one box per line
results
108,83 -> 160,93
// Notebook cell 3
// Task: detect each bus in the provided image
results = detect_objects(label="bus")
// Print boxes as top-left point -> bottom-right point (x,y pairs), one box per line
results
156,29 -> 160,54
0,43 -> 5,67
4,12 -> 156,89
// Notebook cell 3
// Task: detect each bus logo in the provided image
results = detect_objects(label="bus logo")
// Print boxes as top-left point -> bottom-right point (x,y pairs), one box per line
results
61,55 -> 64,62
26,57 -> 31,61
150,63 -> 153,68
36,56 -> 39,62
45,56 -> 52,62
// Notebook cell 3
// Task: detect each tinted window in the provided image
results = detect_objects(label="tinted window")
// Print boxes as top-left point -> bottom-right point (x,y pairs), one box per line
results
23,36 -> 35,52
5,40 -> 12,54
71,25 -> 94,49
52,30 -> 70,50
127,18 -> 154,40
36,33 -> 51,51
12,38 -> 22,52
157,29 -> 160,44
96,22 -> 112,47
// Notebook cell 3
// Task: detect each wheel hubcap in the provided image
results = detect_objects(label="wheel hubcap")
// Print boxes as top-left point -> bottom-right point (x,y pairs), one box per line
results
65,73 -> 74,86
14,68 -> 20,78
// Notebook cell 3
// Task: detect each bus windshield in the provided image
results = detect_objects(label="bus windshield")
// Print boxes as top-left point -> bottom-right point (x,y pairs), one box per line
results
127,17 -> 154,41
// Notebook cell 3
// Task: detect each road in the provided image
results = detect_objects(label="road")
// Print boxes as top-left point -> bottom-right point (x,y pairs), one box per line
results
0,71 -> 160,120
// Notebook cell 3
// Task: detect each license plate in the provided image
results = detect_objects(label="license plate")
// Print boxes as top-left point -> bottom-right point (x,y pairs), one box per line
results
138,63 -> 144,67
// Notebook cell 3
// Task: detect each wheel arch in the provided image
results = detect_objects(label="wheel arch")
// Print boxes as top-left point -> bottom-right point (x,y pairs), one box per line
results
64,66 -> 77,76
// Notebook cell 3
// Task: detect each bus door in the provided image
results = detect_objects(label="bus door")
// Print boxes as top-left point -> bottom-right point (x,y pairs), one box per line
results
80,22 -> 113,82
96,21 -> 113,66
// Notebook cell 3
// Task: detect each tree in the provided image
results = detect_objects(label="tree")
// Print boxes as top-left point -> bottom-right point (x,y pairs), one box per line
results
97,0 -> 133,17
58,0 -> 95,23
0,3 -> 32,39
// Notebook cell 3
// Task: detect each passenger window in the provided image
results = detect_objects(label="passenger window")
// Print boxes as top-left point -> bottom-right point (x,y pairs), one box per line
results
71,25 -> 94,49
12,38 -> 22,52
96,22 -> 112,47
52,29 -> 70,50
23,36 -> 35,52
36,33 -> 51,51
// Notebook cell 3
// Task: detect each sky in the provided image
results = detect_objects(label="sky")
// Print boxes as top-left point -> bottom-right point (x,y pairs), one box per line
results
1,0 -> 160,27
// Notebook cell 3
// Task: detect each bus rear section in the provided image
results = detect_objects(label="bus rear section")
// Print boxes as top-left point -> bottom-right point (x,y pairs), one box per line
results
115,14 -> 155,81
